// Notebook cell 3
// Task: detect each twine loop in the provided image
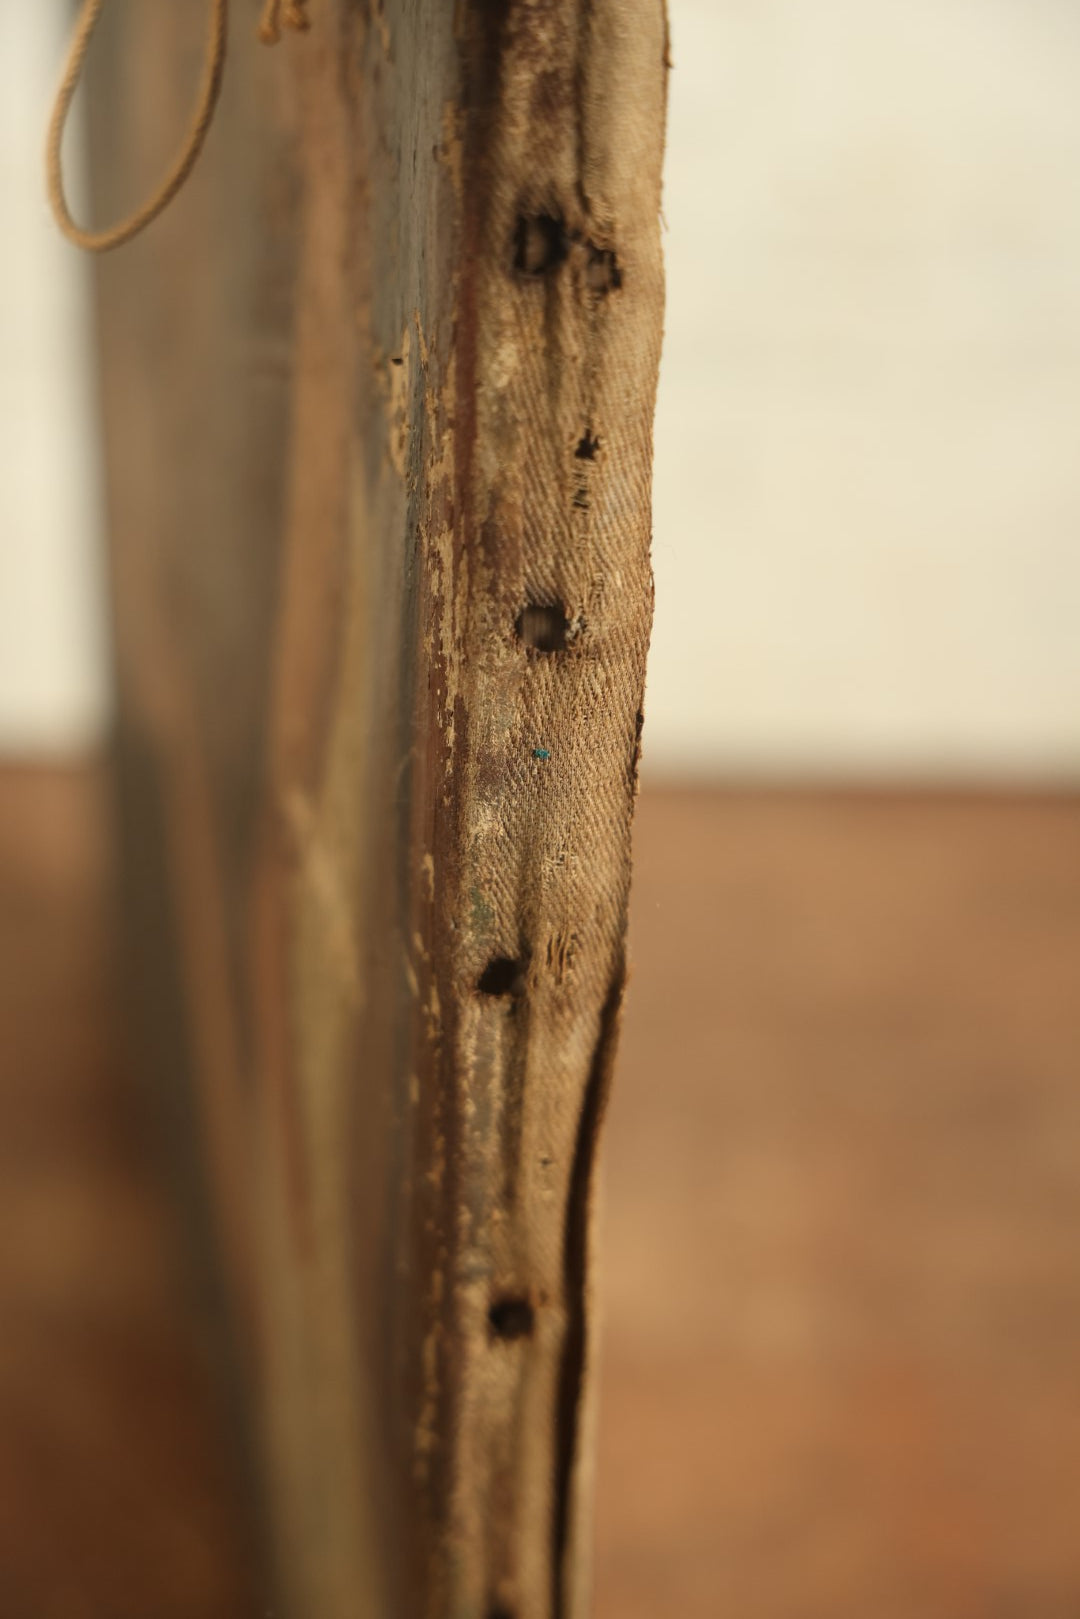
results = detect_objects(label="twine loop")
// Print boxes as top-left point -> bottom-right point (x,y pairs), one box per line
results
46,0 -> 309,254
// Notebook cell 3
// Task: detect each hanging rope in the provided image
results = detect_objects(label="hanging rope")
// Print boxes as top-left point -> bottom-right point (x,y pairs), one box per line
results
46,0 -> 309,255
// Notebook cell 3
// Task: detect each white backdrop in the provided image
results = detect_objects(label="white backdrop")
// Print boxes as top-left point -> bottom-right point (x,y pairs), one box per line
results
4,0 -> 1080,779
646,0 -> 1080,778
0,0 -> 107,754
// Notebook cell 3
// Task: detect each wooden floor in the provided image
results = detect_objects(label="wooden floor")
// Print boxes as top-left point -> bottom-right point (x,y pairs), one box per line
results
0,767 -> 258,1619
3,765 -> 1080,1618
598,789 -> 1080,1619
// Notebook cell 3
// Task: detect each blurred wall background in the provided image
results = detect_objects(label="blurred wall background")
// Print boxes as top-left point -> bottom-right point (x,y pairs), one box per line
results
0,0 -> 107,755
4,0 -> 1080,778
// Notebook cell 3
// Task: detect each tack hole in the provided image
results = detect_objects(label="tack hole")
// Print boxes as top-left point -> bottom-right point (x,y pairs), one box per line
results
516,603 -> 568,652
477,957 -> 524,997
488,1297 -> 534,1341
586,246 -> 621,293
574,430 -> 600,460
513,214 -> 569,276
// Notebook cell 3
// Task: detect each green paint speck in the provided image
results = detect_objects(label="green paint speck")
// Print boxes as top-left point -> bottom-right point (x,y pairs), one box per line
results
469,886 -> 495,931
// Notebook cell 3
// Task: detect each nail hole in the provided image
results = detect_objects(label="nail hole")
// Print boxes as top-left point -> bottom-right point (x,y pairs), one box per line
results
513,214 -> 569,276
477,957 -> 524,997
488,1296 -> 534,1341
574,430 -> 600,460
586,245 -> 621,293
516,603 -> 569,652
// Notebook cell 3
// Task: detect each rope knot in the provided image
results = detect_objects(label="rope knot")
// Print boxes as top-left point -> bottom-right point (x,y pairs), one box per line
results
258,0 -> 311,46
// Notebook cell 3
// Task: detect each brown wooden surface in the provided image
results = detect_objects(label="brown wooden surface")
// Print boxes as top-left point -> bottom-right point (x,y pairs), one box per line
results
598,787 -> 1080,1619
0,765 -> 259,1619
3,765 -> 1080,1617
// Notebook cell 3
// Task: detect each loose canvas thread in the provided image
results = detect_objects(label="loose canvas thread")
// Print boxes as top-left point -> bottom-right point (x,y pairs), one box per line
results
46,0 -> 309,255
